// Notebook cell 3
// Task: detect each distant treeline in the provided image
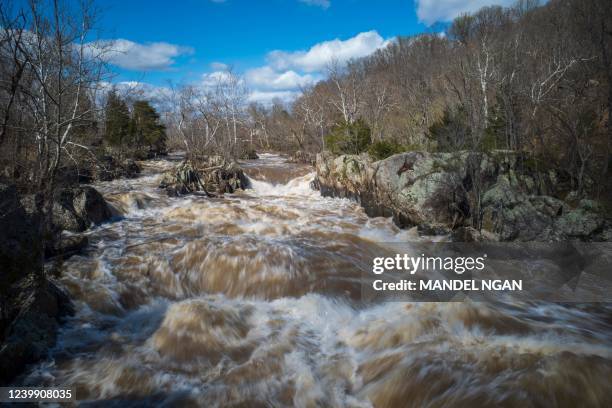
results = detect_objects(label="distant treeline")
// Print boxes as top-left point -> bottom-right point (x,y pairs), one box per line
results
235,0 -> 610,198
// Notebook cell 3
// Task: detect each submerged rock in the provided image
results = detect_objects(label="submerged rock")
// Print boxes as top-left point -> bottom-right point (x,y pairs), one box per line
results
159,157 -> 249,197
315,151 -> 609,242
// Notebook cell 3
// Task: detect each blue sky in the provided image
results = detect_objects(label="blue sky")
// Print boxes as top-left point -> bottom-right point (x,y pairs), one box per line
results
91,0 -> 516,103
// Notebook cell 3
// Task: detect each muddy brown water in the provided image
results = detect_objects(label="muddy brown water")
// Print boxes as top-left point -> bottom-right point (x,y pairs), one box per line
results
20,153 -> 612,407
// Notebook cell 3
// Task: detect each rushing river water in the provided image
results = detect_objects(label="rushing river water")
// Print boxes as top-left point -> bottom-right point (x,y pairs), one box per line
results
22,154 -> 612,407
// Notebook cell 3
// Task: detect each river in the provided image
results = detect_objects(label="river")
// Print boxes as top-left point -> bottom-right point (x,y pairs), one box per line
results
21,154 -> 612,407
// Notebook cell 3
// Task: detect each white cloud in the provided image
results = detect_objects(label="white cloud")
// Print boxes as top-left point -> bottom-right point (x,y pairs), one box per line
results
299,0 -> 330,9
268,30 -> 390,72
118,81 -> 172,101
210,61 -> 229,70
93,39 -> 193,71
98,81 -> 173,109
245,66 -> 317,91
201,70 -> 235,88
248,90 -> 301,104
415,0 -> 516,25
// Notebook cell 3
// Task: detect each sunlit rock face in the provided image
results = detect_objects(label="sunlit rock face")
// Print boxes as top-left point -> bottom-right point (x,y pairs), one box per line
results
314,151 -> 611,241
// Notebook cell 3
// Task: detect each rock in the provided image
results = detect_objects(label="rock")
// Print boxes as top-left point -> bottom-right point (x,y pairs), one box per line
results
71,187 -> 113,226
451,226 -> 499,242
45,234 -> 89,259
315,151 -> 609,242
315,151 -> 473,228
480,175 -> 557,241
21,186 -> 113,233
0,181 -> 74,384
54,187 -> 113,232
0,182 -> 42,293
554,199 -> 605,239
0,275 -> 73,384
159,157 -> 249,197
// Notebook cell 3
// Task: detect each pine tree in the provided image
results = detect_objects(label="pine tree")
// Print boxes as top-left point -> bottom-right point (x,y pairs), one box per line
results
104,90 -> 131,147
131,100 -> 167,154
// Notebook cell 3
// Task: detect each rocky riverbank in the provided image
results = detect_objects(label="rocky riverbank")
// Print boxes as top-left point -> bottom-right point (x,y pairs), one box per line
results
0,183 -> 75,385
1,166 -> 128,383
314,151 -> 612,242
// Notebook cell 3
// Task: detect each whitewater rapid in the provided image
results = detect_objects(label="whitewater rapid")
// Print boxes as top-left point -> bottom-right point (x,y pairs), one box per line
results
19,154 -> 612,407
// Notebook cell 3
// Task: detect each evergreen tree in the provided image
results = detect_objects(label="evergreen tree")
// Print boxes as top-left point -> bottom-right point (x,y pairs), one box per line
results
324,119 -> 372,155
131,100 -> 166,154
104,90 -> 131,147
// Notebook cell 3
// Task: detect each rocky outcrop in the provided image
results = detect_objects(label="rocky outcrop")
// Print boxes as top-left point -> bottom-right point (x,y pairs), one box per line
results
159,157 -> 249,197
0,182 -> 73,384
21,186 -> 113,233
314,152 -> 610,242
315,151 -> 476,227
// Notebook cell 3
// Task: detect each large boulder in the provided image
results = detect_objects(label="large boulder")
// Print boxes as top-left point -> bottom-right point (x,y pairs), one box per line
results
315,151 -> 476,228
159,157 -> 249,197
554,199 -> 607,239
21,186 -> 113,233
481,175 -> 560,241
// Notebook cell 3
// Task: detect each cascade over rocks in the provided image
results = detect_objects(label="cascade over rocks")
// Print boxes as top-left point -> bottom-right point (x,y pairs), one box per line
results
159,156 -> 249,197
314,151 -> 610,242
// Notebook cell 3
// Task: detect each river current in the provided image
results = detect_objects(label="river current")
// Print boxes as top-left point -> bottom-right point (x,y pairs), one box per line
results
21,154 -> 612,407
